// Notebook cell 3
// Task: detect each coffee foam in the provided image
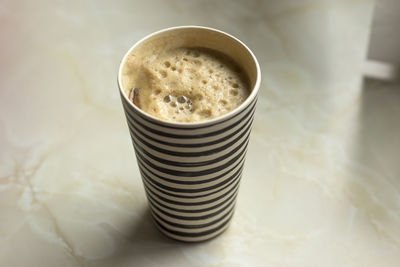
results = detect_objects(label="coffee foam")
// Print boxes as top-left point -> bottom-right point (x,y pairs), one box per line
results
126,47 -> 249,122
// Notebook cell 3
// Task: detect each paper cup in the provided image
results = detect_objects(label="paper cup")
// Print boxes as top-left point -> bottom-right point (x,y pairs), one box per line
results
118,26 -> 261,242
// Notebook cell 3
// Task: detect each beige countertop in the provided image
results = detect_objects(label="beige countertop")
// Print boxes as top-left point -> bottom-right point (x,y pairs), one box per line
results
1,0 -> 399,266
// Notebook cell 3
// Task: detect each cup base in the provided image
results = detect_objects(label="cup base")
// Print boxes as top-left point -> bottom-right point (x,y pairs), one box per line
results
151,215 -> 234,243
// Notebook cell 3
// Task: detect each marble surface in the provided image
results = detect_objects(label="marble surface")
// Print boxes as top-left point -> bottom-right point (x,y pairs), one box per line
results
1,0 -> 400,266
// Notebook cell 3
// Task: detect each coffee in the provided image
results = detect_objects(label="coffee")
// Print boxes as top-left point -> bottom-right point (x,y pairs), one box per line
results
118,26 -> 260,242
124,47 -> 249,122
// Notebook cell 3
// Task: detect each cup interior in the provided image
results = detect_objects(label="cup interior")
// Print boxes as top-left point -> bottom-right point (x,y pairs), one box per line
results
118,26 -> 260,125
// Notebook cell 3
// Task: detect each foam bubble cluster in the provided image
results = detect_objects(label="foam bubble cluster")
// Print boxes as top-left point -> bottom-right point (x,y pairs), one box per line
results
130,47 -> 249,122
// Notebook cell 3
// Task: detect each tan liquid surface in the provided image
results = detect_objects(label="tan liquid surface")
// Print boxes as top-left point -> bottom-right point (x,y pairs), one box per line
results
127,47 -> 250,122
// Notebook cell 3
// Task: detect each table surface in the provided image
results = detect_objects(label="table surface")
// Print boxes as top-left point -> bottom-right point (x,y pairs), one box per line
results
1,0 -> 400,266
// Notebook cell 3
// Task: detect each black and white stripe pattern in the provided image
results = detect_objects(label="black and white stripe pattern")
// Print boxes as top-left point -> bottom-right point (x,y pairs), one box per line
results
118,26 -> 261,242
120,95 -> 257,242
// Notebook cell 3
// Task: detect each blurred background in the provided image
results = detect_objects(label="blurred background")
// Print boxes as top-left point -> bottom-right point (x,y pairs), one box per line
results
0,0 -> 399,266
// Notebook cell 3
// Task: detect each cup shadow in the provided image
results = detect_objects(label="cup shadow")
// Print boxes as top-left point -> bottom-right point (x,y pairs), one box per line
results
356,77 -> 400,182
97,205 -> 210,266
345,76 -> 400,246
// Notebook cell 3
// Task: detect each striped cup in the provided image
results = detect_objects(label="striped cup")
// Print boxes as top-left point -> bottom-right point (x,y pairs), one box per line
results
118,26 -> 261,242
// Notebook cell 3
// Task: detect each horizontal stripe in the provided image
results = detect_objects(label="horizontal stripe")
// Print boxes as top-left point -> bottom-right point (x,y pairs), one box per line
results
147,191 -> 237,220
149,194 -> 235,226
151,206 -> 234,230
131,131 -> 249,169
152,210 -> 234,238
139,165 -> 244,193
123,100 -> 256,139
128,116 -> 252,159
144,179 -> 240,206
135,141 -> 249,178
127,110 -> 254,157
122,92 -> 257,131
148,194 -> 236,226
136,149 -> 246,183
127,108 -> 256,148
142,171 -> 241,200
146,186 -> 238,214
126,109 -> 253,148
130,123 -> 250,163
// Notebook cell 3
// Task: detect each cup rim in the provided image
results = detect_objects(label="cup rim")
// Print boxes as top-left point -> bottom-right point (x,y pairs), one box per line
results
117,25 -> 261,127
